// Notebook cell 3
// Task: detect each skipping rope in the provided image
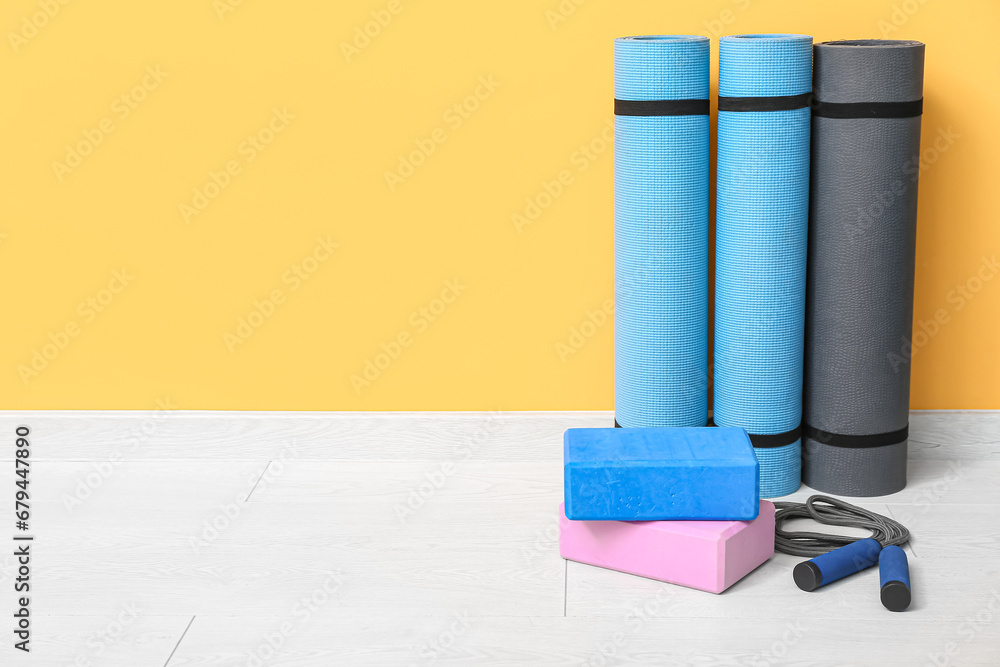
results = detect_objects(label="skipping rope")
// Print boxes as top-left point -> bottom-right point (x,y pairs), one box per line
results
772,495 -> 910,557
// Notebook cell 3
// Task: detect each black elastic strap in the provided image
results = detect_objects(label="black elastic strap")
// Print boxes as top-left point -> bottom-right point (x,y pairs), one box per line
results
803,424 -> 909,449
709,418 -> 801,448
718,92 -> 811,112
618,418 -> 796,447
747,425 -> 802,449
614,419 -> 712,428
614,98 -> 710,117
812,98 -> 922,119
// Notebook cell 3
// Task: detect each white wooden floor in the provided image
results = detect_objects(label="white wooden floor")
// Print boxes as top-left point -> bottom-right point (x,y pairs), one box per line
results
0,411 -> 997,666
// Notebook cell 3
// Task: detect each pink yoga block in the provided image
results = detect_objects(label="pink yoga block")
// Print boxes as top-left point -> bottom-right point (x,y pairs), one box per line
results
559,500 -> 775,594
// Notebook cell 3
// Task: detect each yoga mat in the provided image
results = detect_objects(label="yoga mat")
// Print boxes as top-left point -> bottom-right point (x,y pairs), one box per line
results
802,40 -> 925,497
614,35 -> 710,429
714,34 -> 812,498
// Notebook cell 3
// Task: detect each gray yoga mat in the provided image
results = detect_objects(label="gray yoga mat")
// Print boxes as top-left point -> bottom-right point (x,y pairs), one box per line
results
802,40 -> 925,497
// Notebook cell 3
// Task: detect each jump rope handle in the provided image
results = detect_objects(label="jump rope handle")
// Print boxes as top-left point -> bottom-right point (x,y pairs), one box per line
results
879,545 -> 911,611
793,538 -> 882,592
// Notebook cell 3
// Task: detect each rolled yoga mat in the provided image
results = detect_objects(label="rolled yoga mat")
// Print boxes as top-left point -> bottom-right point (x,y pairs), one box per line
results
802,40 -> 925,497
714,34 -> 813,498
614,35 -> 710,429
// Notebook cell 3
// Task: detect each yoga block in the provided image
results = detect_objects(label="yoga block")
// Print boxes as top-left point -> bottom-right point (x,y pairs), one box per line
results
560,500 -> 775,594
563,427 -> 759,520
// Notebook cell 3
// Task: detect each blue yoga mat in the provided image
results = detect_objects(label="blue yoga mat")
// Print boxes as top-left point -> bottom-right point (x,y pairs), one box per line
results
614,35 -> 709,429
714,34 -> 813,497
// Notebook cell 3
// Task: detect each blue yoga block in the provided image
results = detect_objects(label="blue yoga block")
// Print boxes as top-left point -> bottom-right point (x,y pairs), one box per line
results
563,427 -> 759,521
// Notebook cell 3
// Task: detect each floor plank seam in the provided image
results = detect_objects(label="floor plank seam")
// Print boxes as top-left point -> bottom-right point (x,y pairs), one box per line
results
885,505 -> 920,558
245,462 -> 272,503
163,615 -> 196,667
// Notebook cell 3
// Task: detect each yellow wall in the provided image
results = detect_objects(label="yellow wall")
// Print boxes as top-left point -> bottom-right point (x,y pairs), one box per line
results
2,0 -> 997,410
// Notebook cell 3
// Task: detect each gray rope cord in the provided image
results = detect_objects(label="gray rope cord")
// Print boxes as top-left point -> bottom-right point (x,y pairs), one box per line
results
773,495 -> 910,557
